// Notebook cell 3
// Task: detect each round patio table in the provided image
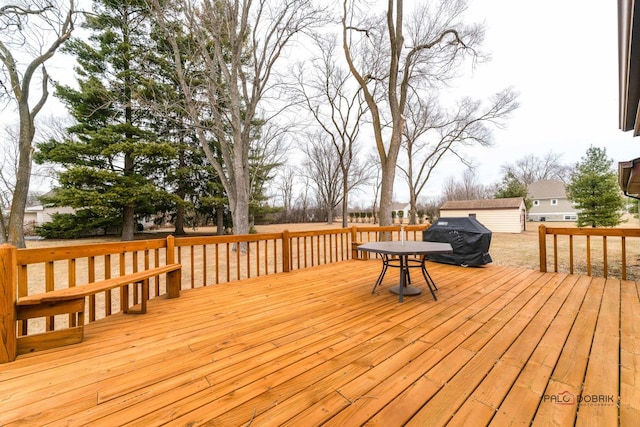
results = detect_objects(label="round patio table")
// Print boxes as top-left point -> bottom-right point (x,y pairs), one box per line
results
357,241 -> 453,302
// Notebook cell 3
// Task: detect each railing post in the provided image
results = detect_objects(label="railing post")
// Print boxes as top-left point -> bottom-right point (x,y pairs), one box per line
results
0,244 -> 17,363
166,236 -> 180,298
538,225 -> 547,272
351,226 -> 358,259
282,230 -> 290,273
166,235 -> 175,264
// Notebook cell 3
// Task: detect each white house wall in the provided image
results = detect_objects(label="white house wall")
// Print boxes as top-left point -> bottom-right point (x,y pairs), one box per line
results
439,208 -> 524,233
23,206 -> 76,226
528,198 -> 577,221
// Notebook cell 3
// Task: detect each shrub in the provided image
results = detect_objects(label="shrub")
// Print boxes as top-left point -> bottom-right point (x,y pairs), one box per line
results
36,210 -> 119,239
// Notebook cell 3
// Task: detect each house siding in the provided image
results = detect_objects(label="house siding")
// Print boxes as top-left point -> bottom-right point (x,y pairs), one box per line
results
23,206 -> 76,226
527,179 -> 578,221
528,198 -> 576,221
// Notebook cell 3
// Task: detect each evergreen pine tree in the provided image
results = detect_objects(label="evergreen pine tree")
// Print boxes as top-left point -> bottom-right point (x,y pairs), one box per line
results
566,146 -> 625,227
494,171 -> 531,210
35,0 -> 177,240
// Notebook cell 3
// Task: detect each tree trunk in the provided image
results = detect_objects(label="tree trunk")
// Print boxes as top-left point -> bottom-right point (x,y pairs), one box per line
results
378,128 -> 402,228
229,155 -> 250,251
121,204 -> 136,241
230,169 -> 250,236
174,203 -> 186,235
174,149 -> 186,235
216,205 -> 225,235
231,195 -> 250,236
342,178 -> 349,228
378,171 -> 394,227
409,189 -> 418,225
122,51 -> 136,243
0,209 -> 7,244
7,110 -> 34,248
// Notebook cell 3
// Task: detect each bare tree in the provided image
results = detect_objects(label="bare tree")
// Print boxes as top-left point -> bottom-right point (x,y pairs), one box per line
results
442,169 -> 492,201
294,175 -> 313,222
0,0 -> 76,247
301,132 -> 343,224
399,89 -> 518,224
342,0 -> 482,228
293,32 -> 371,227
500,151 -> 571,186
149,0 -> 327,239
0,120 -> 55,234
418,195 -> 443,223
275,167 -> 296,223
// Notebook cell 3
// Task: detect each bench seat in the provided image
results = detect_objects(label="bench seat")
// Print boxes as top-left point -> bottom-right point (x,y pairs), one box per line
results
17,263 -> 182,305
16,263 -> 182,355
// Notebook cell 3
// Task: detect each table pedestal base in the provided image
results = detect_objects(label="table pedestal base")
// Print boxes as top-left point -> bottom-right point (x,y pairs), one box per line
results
389,285 -> 421,296
359,241 -> 452,303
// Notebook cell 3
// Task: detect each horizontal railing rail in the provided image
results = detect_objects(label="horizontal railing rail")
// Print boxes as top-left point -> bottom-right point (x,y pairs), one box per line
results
352,224 -> 427,245
538,224 -> 640,280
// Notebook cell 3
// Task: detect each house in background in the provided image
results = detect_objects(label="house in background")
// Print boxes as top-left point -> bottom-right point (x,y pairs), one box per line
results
439,197 -> 526,233
391,202 -> 411,222
527,179 -> 577,222
23,204 -> 76,228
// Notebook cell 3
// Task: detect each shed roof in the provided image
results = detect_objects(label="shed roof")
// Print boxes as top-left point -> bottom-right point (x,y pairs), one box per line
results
440,197 -> 524,210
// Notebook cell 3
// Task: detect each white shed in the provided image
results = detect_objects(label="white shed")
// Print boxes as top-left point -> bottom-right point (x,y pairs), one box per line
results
439,197 -> 526,233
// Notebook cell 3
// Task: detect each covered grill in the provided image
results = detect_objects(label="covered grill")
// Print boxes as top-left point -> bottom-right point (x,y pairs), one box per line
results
422,217 -> 492,266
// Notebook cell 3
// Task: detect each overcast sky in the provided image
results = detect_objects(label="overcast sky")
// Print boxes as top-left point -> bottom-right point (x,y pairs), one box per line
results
9,0 -> 637,206
412,0 -> 634,200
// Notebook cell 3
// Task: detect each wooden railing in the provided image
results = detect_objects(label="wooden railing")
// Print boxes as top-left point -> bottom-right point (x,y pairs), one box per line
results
0,224 -> 428,362
538,224 -> 640,280
352,225 -> 426,246
172,225 -> 427,288
14,238 -> 173,327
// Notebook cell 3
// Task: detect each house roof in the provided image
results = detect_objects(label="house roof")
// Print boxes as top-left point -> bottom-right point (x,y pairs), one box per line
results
527,179 -> 567,199
619,0 -> 640,135
618,0 -> 640,196
390,202 -> 410,211
440,197 -> 524,210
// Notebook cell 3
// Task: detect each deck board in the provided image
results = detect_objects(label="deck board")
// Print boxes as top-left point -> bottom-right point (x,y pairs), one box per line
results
0,260 -> 635,426
620,279 -> 640,426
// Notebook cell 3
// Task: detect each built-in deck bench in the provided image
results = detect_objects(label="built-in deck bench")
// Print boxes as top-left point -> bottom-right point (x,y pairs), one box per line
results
15,263 -> 182,355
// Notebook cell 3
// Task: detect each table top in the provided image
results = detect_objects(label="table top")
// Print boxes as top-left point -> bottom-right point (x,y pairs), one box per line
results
357,240 -> 453,256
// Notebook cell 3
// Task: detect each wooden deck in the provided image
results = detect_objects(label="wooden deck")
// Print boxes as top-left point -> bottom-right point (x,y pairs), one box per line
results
1,260 -> 638,426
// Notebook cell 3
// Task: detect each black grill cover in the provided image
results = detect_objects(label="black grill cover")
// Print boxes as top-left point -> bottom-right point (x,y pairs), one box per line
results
422,217 -> 492,266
